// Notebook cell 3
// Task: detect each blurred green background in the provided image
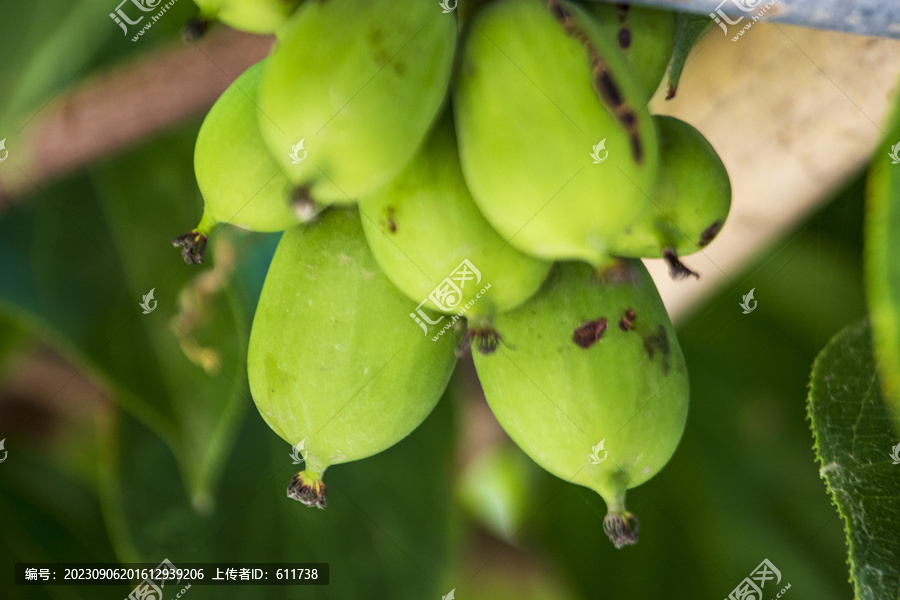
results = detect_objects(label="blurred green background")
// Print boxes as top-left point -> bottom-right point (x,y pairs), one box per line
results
0,1 -> 873,599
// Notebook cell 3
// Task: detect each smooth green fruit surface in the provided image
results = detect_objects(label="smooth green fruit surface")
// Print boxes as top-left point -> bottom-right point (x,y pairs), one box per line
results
193,0 -> 301,34
610,115 -> 730,278
473,260 -> 688,547
585,2 -> 675,102
359,114 -> 551,343
174,60 -> 298,263
454,0 -> 658,266
248,208 -> 460,507
258,0 -> 457,205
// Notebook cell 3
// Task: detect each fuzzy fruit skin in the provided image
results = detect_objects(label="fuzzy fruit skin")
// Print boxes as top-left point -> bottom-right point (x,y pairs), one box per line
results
257,0 -> 457,205
472,260 -> 688,546
194,60 -> 298,234
609,116 -> 731,261
193,0 -> 300,34
584,2 -> 675,102
359,115 -> 551,324
248,208 -> 460,504
454,0 -> 658,266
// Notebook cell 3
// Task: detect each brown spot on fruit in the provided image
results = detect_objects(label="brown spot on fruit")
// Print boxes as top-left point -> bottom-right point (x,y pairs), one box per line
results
573,318 -> 607,349
619,308 -> 636,331
629,135 -> 644,164
551,5 -> 645,165
594,70 -> 624,107
596,260 -> 639,285
699,220 -> 723,247
618,27 -> 631,49
383,207 -> 397,233
643,325 -> 671,375
547,0 -> 573,24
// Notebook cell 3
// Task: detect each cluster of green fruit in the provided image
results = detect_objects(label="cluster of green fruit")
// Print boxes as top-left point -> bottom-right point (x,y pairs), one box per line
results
173,0 -> 731,548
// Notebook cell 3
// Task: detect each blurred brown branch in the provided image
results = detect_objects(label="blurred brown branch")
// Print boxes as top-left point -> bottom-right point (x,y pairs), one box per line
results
0,27 -> 273,210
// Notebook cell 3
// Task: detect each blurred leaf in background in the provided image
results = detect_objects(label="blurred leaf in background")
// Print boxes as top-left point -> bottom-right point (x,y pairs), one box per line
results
865,91 -> 900,431
0,128 -> 246,509
98,384 -> 459,599
808,320 -> 900,600
0,0 -> 197,139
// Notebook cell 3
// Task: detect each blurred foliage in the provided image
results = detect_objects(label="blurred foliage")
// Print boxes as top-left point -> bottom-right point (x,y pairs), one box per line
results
865,91 -> 900,430
96,388 -> 458,599
0,0 -> 198,135
457,443 -> 537,542
808,320 -> 900,600
0,130 -> 247,508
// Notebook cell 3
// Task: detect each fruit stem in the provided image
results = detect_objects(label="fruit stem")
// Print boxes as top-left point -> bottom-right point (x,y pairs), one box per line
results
287,470 -> 327,509
172,212 -> 216,265
661,248 -> 699,280
465,320 -> 504,355
291,187 -> 323,223
182,17 -> 211,42
601,488 -> 639,548
603,510 -> 640,549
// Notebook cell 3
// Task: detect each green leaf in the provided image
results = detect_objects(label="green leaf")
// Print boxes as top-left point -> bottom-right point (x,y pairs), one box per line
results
0,440 -> 127,600
0,0 -> 115,129
807,319 -> 900,600
91,129 -> 250,509
0,312 -> 28,375
664,12 -> 712,100
0,127 -> 248,508
866,96 -> 900,431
